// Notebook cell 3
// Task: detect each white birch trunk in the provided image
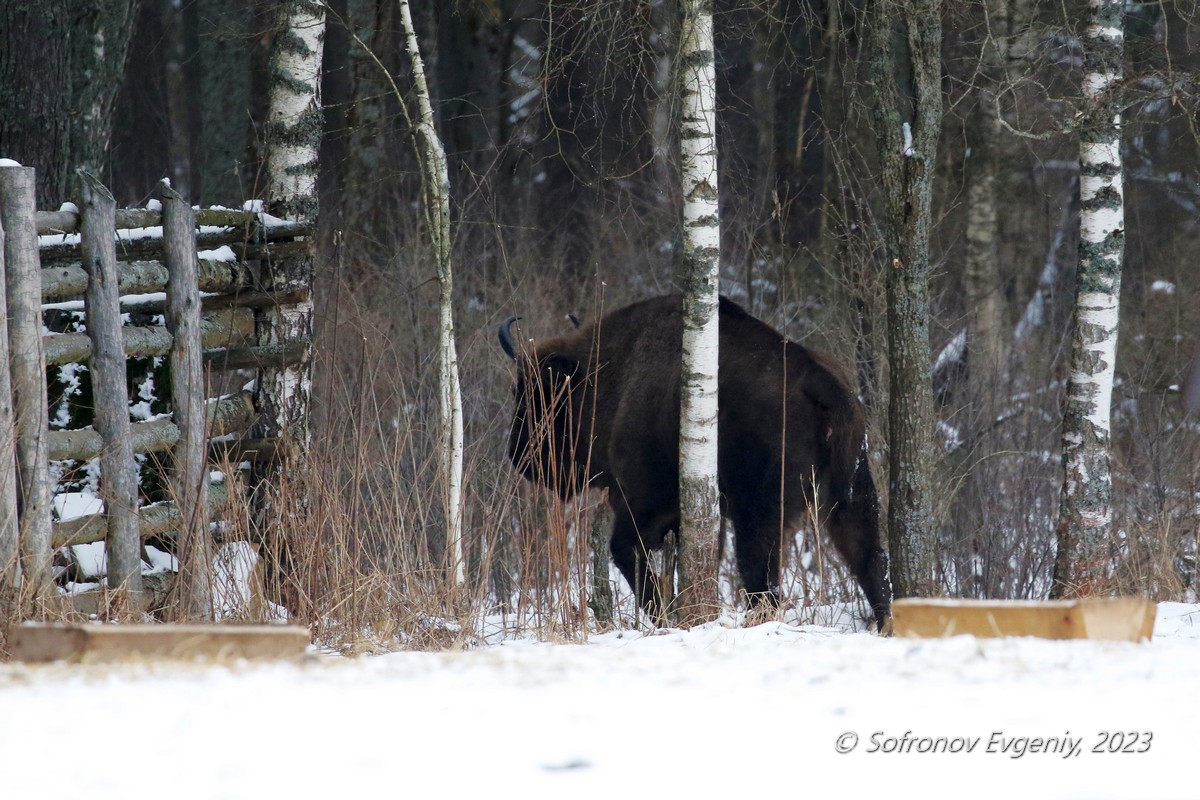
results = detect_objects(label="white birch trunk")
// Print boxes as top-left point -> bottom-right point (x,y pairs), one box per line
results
398,0 -> 465,588
266,1 -> 324,222
1053,0 -> 1125,597
256,0 -> 323,615
260,1 -> 321,442
675,0 -> 722,625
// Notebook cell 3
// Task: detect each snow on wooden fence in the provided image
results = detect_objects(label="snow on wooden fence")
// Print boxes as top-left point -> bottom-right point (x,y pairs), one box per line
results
0,165 -> 312,618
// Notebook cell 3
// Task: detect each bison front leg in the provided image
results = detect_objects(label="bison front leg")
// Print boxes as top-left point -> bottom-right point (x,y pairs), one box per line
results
609,508 -> 674,624
828,499 -> 893,633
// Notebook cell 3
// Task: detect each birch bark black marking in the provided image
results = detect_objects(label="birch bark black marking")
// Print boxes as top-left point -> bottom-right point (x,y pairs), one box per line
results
398,0 -> 465,588
675,0 -> 723,626
253,0 -> 323,615
1053,0 -> 1126,598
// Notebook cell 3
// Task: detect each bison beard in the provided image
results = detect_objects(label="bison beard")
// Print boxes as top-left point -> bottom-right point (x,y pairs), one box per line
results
500,295 -> 891,630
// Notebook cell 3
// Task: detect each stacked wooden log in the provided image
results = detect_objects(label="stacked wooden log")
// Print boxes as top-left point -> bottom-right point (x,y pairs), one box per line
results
1,165 -> 312,615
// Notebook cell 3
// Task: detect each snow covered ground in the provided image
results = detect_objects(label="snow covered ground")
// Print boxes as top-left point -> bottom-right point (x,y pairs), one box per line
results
2,603 -> 1197,800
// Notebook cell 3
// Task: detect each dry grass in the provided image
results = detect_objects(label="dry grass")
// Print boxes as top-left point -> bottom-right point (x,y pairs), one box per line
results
9,130 -> 1200,657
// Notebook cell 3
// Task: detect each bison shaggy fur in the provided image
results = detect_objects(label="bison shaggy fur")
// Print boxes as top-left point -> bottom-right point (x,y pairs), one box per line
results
501,294 -> 891,629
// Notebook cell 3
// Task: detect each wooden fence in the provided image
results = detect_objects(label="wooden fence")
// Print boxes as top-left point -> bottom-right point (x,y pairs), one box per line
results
0,166 -> 312,617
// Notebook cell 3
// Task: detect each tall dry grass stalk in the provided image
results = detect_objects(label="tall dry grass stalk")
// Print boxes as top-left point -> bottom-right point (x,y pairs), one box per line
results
217,269 -> 633,651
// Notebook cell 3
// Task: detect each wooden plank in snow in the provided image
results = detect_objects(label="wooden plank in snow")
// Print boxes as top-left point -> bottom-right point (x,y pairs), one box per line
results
7,623 -> 310,662
892,597 -> 1156,642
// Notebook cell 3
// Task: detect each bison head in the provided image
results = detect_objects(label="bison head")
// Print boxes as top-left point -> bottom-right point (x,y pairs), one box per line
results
500,316 -> 587,498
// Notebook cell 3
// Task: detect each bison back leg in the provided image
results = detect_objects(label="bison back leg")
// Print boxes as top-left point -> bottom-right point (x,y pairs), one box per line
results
727,503 -> 783,609
721,435 -> 785,609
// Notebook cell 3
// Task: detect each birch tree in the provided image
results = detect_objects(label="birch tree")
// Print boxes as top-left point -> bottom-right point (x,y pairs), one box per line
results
255,0 -> 324,613
1052,0 -> 1125,598
675,0 -> 722,625
261,0 -> 324,413
68,0 -> 141,184
343,1 -> 465,590
868,0 -> 942,598
398,0 -> 466,589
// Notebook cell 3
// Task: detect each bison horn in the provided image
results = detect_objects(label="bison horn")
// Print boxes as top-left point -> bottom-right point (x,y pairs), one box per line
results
498,315 -> 523,360
566,314 -> 581,329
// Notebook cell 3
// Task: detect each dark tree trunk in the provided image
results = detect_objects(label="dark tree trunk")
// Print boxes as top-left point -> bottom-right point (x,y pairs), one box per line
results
868,0 -> 943,599
0,1 -> 70,206
67,0 -> 141,189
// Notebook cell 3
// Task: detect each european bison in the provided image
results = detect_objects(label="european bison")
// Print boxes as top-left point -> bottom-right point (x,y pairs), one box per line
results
500,294 -> 891,629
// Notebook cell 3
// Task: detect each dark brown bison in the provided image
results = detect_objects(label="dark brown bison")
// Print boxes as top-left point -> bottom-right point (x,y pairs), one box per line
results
500,294 -> 891,630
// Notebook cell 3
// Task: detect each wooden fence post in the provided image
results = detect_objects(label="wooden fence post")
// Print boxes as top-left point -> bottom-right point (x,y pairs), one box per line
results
162,180 -> 213,620
0,205 -> 19,596
79,172 -> 143,601
0,165 -> 53,602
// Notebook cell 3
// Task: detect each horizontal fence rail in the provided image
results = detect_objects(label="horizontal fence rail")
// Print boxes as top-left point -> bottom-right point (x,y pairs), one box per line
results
0,166 -> 313,618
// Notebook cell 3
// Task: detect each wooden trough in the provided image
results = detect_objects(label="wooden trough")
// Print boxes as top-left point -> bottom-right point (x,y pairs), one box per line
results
7,623 -> 311,663
892,597 -> 1156,642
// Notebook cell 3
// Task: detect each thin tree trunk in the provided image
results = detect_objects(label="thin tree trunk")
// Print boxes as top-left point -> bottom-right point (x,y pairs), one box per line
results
164,0 -> 193,199
79,172 -> 143,602
675,0 -> 722,626
341,0 -> 397,256
818,0 -> 880,410
646,0 -> 675,193
588,499 -> 614,627
964,0 -> 1009,385
1052,0 -> 1125,598
868,0 -> 943,599
954,0 -> 1009,593
398,0 -> 465,589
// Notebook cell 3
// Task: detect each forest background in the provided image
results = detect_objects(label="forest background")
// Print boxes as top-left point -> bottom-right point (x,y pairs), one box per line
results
1,0 -> 1197,645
